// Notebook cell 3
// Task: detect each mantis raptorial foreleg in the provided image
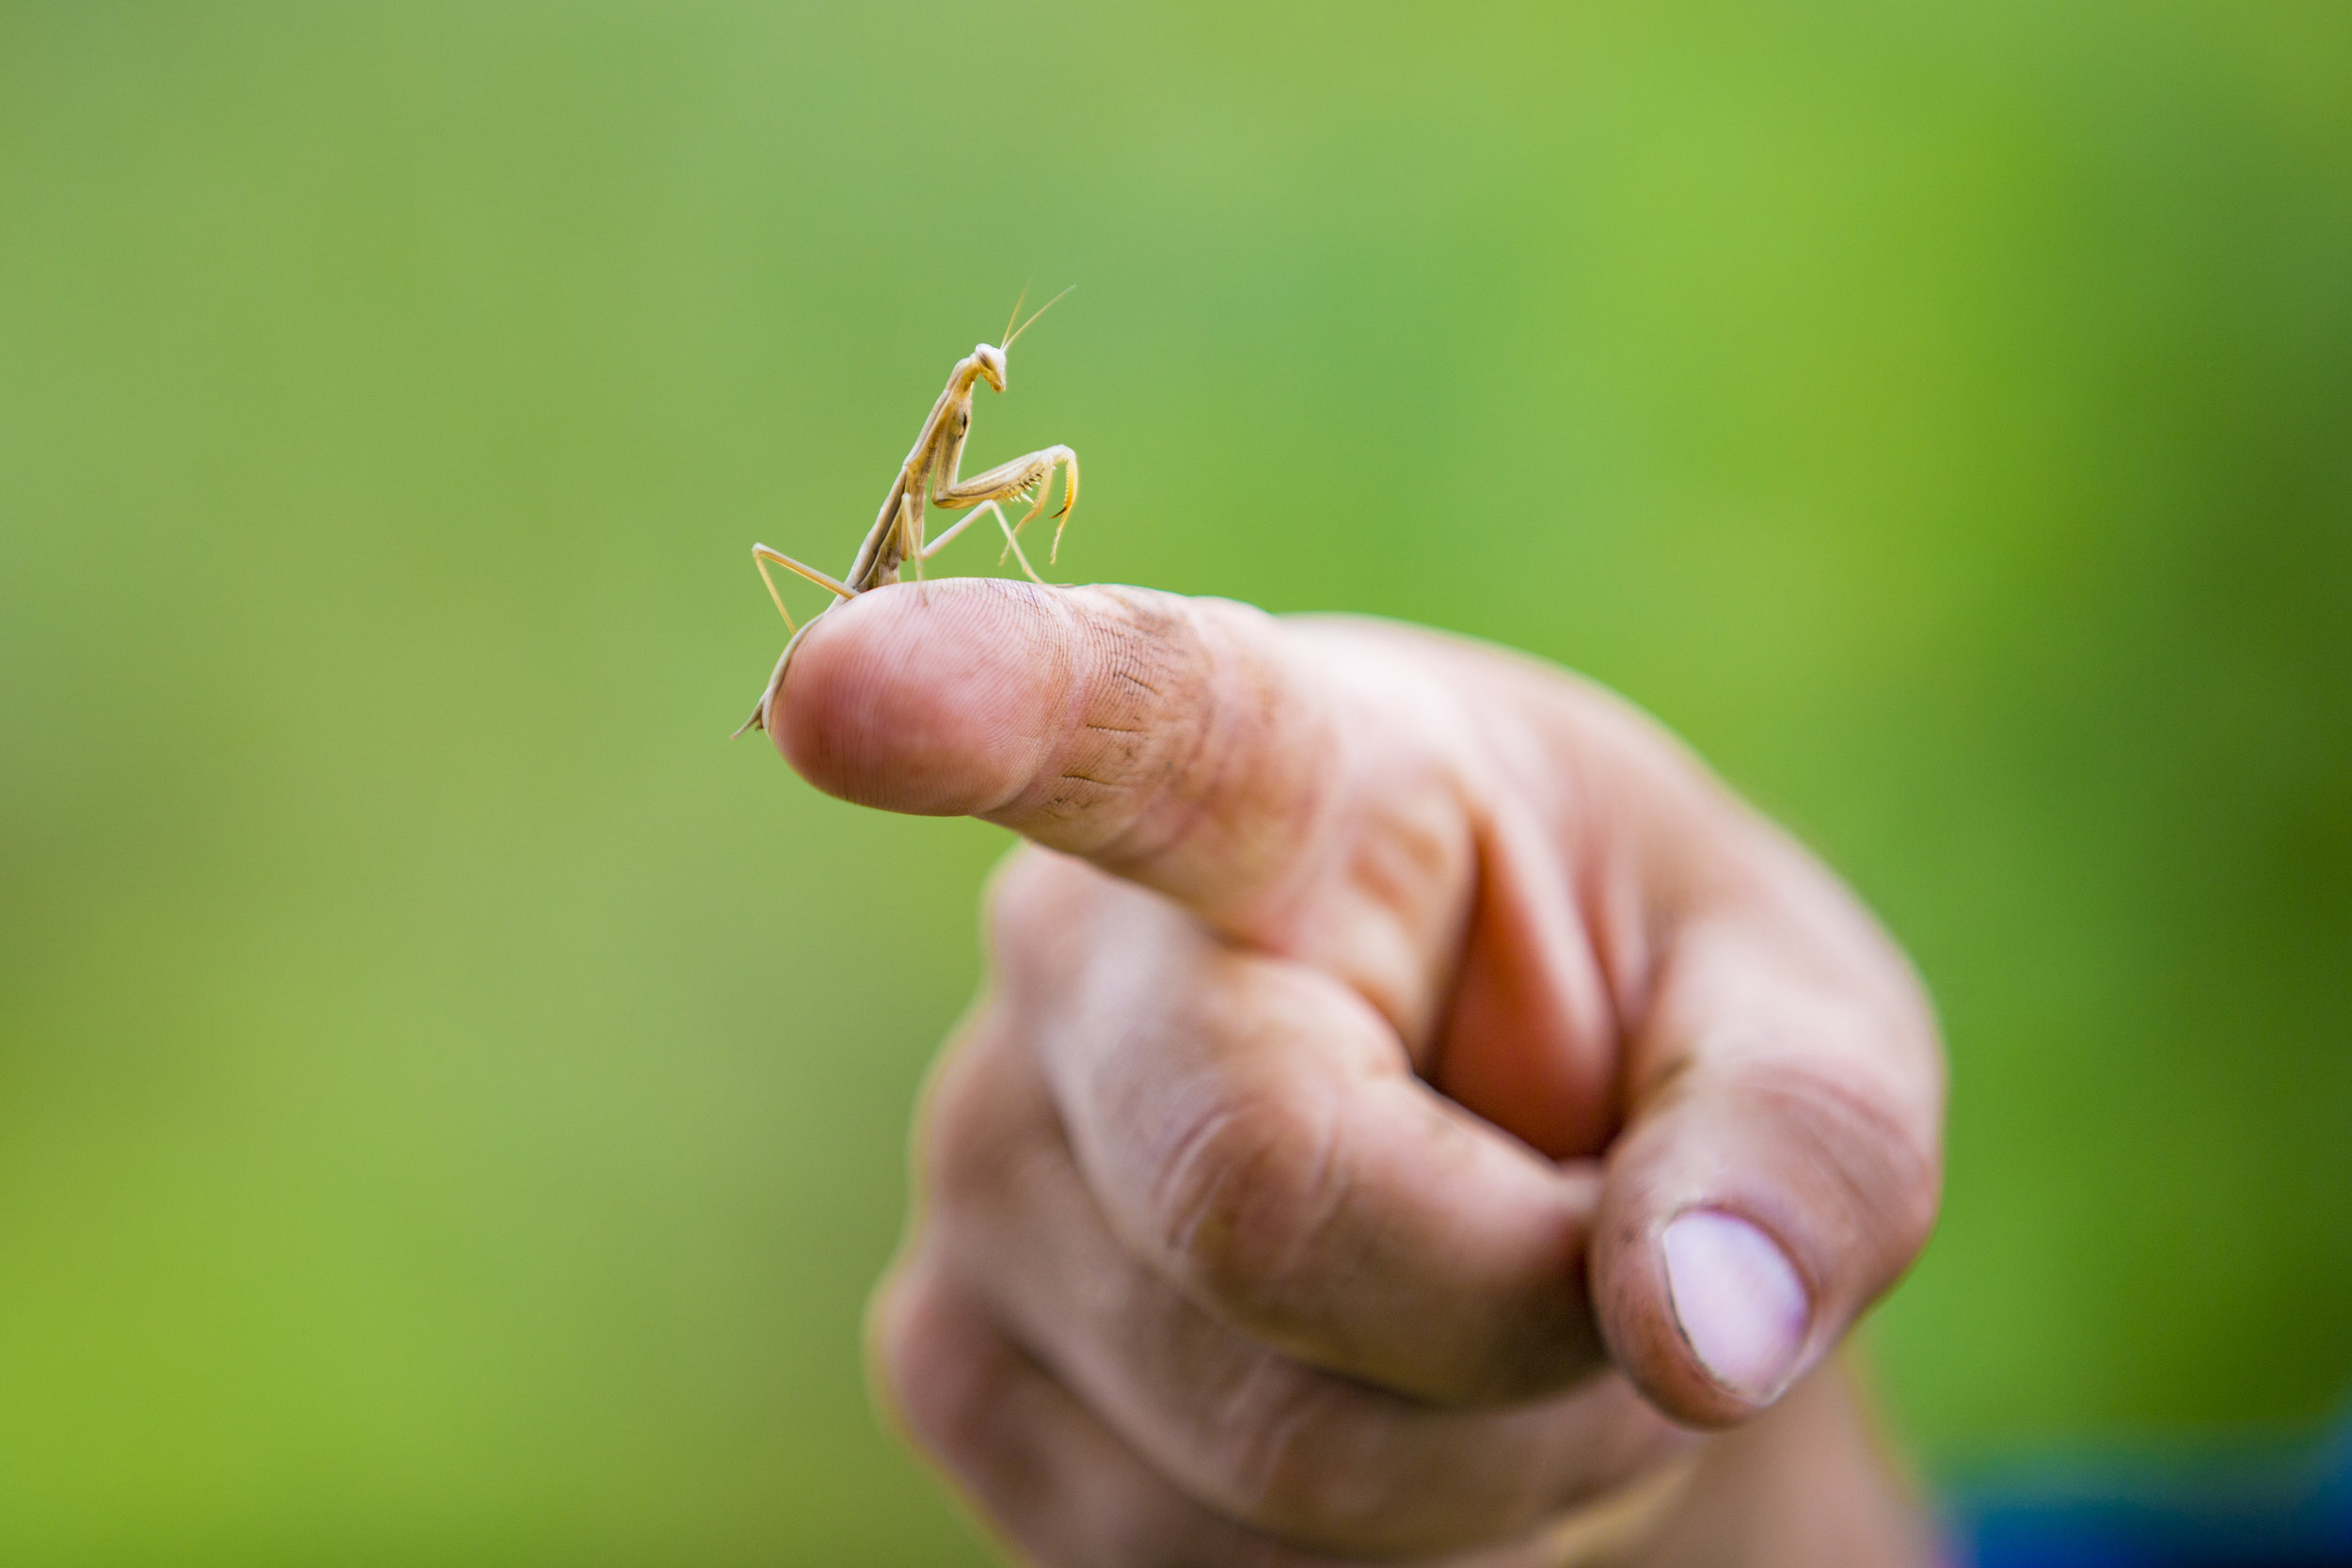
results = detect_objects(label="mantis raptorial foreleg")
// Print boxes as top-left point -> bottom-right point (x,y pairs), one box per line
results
932,445 -> 1081,562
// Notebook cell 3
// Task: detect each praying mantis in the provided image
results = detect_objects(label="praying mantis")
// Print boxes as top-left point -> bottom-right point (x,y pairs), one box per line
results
735,289 -> 1081,737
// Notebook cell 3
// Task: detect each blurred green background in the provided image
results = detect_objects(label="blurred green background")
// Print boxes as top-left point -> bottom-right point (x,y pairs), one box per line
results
3,0 -> 2347,1560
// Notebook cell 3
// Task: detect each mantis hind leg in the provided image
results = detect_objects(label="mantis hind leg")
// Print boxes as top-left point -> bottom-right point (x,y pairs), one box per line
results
732,615 -> 820,738
753,544 -> 859,626
736,546 -> 859,738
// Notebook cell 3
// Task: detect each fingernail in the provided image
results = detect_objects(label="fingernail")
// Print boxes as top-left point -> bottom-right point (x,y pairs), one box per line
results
1661,1209 -> 1809,1400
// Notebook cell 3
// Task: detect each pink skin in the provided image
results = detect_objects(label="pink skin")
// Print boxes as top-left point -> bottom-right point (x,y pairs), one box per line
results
769,579 -> 1946,1566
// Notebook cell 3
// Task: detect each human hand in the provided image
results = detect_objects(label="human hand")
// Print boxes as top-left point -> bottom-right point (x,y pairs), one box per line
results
766,581 -> 1946,1565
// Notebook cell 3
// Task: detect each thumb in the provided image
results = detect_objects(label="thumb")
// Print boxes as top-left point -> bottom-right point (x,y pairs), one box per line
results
772,579 -> 1342,934
1589,861 -> 1946,1429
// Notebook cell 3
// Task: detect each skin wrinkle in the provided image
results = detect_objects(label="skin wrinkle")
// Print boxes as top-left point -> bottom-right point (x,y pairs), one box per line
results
992,587 -> 1104,826
1104,615 -> 1280,902
1012,591 -> 1219,864
1110,668 -> 1166,698
1239,1069 -> 1354,1329
985,586 -> 1083,816
1085,600 -> 1222,868
1145,1090 -> 1275,1273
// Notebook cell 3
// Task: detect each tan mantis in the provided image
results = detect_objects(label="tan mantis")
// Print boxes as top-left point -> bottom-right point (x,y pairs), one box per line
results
735,289 -> 1081,737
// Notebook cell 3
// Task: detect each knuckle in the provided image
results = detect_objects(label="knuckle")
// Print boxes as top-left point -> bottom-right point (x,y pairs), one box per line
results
868,1269 -> 998,1468
914,1039 -> 1003,1205
1144,1076 -> 1346,1323
979,845 -> 1064,942
1198,1363 -> 1389,1542
914,1021 -> 1054,1222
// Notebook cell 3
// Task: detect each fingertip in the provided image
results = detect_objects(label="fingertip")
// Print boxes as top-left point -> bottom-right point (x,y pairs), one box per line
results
1590,1060 -> 1938,1428
767,578 -> 1336,930
774,579 -> 1070,816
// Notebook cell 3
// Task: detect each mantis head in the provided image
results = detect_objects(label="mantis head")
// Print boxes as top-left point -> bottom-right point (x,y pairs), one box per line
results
972,342 -> 1008,392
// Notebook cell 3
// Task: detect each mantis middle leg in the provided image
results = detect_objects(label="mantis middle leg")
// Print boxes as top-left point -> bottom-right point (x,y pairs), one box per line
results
917,499 -> 1048,585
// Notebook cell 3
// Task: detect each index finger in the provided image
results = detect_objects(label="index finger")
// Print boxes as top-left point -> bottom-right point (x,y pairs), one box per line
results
771,579 -> 1357,940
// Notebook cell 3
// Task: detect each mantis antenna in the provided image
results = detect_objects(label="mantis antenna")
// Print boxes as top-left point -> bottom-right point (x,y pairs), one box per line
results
1003,284 -> 1075,350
